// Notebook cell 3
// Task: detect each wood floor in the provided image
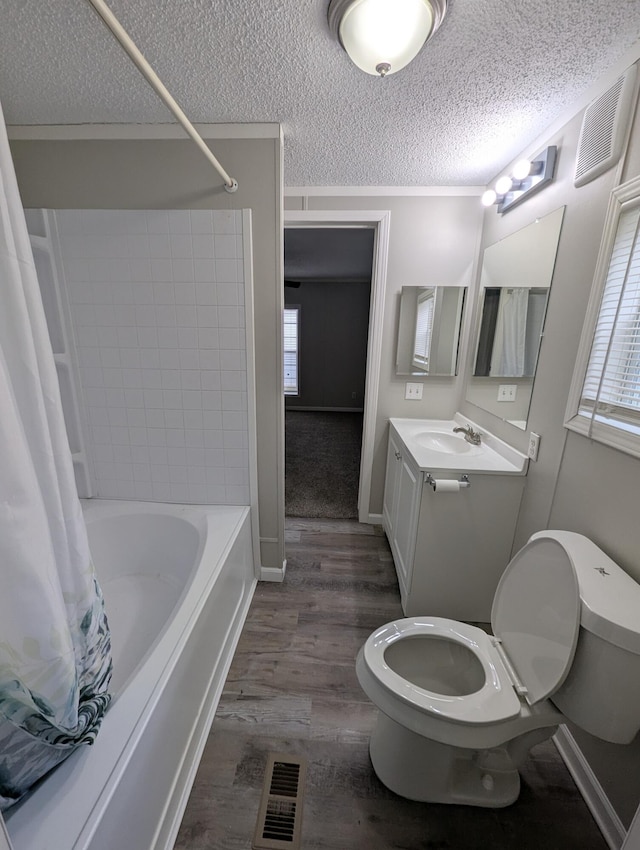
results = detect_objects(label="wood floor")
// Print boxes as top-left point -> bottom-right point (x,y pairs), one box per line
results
175,519 -> 608,850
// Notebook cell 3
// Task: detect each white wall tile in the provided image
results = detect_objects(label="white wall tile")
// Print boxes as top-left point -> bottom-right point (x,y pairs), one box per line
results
58,209 -> 249,506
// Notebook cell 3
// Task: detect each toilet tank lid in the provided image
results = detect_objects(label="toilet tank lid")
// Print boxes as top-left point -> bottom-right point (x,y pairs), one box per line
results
530,531 -> 640,654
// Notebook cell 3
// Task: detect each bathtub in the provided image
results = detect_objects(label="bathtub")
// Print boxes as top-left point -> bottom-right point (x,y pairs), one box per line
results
5,500 -> 257,850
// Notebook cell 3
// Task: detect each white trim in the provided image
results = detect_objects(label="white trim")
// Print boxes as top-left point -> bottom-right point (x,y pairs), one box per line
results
284,209 -> 390,526
242,210 -> 261,580
285,185 -> 484,197
260,562 -> 287,582
275,124 -> 286,574
366,512 -> 383,526
565,174 -> 640,456
7,123 -> 281,140
554,727 -> 626,850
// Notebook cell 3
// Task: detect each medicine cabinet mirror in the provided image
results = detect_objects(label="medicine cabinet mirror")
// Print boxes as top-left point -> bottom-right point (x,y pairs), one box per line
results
395,286 -> 467,376
465,206 -> 565,429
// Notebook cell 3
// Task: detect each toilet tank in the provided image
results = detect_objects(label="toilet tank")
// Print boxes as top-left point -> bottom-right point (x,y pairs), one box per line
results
533,531 -> 640,744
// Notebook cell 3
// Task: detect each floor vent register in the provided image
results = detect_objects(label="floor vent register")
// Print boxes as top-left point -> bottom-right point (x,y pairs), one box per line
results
252,752 -> 307,849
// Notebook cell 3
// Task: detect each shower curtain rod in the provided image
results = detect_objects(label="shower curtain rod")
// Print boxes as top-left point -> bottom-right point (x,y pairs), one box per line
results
85,0 -> 238,193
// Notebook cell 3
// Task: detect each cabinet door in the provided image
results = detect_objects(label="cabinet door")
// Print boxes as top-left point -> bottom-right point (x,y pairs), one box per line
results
382,429 -> 402,537
391,454 -> 421,608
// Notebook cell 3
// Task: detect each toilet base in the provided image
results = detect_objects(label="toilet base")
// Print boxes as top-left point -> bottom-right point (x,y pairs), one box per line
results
369,711 -> 553,808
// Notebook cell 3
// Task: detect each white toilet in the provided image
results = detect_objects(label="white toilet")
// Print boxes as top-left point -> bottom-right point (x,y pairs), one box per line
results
356,530 -> 640,807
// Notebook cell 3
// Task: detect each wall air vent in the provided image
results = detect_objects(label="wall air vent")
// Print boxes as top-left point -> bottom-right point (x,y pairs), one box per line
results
574,65 -> 638,187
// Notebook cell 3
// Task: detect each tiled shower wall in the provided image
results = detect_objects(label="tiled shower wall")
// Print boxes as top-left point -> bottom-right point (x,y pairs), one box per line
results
51,208 -> 249,505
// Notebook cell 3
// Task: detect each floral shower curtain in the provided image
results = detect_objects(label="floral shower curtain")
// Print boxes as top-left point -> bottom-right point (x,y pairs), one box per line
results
0,99 -> 112,810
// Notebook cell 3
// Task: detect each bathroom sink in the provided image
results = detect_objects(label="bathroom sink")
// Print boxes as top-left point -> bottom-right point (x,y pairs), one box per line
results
389,415 -> 528,475
413,431 -> 483,455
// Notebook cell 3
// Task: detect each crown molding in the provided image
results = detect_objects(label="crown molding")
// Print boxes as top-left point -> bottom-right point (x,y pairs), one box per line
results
7,123 -> 281,140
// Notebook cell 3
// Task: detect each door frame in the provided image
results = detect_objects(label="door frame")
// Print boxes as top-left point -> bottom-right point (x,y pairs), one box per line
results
284,210 -> 390,523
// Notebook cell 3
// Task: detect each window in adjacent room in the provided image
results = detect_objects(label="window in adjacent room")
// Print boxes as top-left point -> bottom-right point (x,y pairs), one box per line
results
412,288 -> 435,371
566,175 -> 640,456
283,306 -> 300,395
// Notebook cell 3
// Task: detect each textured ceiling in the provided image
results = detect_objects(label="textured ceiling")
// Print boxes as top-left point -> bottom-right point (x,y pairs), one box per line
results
1,1 -> 640,186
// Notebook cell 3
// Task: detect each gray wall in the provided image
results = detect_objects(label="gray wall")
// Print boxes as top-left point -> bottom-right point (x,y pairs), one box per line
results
285,193 -> 483,516
285,280 -> 370,410
459,65 -> 640,828
10,134 -> 285,571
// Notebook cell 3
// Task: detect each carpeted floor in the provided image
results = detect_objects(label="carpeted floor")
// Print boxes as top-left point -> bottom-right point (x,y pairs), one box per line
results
285,410 -> 363,519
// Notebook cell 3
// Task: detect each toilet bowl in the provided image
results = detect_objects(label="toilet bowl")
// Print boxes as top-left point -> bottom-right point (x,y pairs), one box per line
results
357,531 -> 640,807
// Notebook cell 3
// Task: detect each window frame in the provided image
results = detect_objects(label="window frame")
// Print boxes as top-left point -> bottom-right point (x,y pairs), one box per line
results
283,305 -> 300,396
565,174 -> 640,458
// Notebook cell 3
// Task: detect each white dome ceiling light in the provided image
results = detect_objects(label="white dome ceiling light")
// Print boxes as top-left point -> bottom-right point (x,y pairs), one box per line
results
328,0 -> 448,77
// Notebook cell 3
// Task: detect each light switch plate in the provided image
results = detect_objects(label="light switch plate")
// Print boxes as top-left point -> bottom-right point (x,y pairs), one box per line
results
497,384 -> 517,402
405,382 -> 423,400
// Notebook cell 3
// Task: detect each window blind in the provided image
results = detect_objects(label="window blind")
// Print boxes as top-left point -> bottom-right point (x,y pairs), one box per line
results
412,290 -> 435,369
580,204 -> 640,432
283,307 -> 299,395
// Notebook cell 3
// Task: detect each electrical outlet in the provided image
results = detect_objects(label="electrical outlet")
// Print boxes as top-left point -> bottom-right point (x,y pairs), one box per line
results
405,382 -> 423,400
497,384 -> 517,402
528,432 -> 541,461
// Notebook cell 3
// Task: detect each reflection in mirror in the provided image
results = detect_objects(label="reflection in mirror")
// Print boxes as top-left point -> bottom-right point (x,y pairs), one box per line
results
474,287 -> 549,377
396,286 -> 466,376
466,206 -> 565,429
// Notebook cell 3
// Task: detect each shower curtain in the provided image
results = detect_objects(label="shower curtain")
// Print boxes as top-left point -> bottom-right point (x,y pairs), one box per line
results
490,288 -> 529,377
0,100 -> 112,810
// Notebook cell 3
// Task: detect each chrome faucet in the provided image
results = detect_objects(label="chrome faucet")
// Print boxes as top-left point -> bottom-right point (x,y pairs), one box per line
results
453,424 -> 482,445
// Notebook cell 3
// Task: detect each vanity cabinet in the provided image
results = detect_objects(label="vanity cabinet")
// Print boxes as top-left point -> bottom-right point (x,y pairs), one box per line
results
383,428 -> 422,600
383,422 -> 526,622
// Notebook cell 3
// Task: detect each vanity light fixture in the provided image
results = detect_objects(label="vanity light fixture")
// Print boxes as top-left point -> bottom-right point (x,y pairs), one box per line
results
482,145 -> 558,214
327,0 -> 448,77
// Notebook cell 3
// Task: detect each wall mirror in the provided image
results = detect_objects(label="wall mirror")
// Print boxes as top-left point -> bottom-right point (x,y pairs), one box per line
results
466,206 -> 565,429
396,286 -> 466,376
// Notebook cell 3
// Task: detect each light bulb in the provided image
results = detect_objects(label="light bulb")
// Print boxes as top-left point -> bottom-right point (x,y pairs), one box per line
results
512,159 -> 532,181
339,0 -> 435,76
481,189 -> 497,207
495,175 -> 513,196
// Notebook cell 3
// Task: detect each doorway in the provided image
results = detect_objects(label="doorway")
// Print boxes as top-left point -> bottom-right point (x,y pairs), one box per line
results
284,228 -> 373,518
283,212 -> 389,523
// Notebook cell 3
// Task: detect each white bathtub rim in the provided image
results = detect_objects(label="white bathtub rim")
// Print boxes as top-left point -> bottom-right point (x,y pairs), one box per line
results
151,577 -> 255,850
6,500 -> 251,850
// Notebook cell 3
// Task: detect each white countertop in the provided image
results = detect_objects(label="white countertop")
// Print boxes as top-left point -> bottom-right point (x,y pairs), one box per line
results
389,413 -> 528,475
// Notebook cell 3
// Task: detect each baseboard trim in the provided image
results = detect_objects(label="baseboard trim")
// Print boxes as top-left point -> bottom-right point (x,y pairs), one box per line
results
554,726 -> 626,850
366,513 -> 383,526
260,560 -> 287,583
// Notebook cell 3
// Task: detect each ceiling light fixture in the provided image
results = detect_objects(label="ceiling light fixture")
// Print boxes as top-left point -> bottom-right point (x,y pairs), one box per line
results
328,0 -> 448,77
483,146 -> 558,214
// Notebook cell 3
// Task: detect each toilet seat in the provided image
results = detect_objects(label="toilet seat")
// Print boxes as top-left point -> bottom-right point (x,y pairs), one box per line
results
362,618 -> 522,725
